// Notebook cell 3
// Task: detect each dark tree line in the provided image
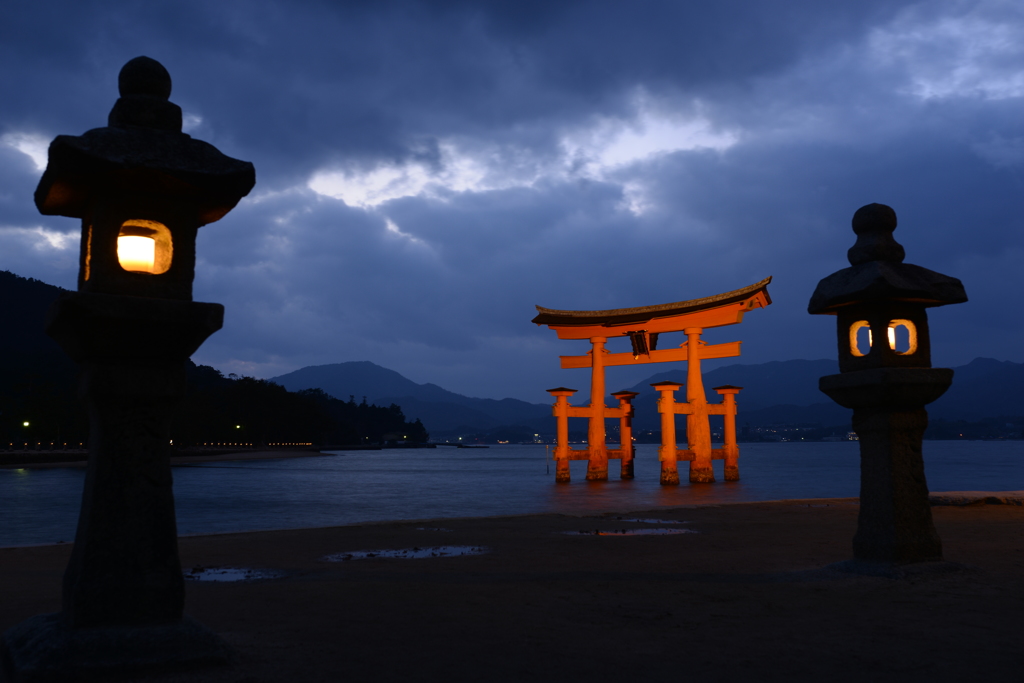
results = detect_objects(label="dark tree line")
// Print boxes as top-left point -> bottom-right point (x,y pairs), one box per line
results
0,272 -> 84,448
172,364 -> 429,447
1,269 -> 428,449
2,361 -> 429,449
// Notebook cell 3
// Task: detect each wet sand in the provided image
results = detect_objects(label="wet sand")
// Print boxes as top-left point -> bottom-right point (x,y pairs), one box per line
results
2,498 -> 1022,682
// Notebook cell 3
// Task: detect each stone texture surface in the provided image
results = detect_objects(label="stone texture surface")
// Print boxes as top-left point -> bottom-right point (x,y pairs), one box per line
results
848,408 -> 942,562
45,292 -> 223,363
819,367 -> 953,412
45,293 -> 224,629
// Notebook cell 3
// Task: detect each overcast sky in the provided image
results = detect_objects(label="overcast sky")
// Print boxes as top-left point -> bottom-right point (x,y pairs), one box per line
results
2,0 -> 1022,402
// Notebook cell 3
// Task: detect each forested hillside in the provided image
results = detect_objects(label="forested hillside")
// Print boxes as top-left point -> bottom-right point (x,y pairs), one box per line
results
0,271 -> 427,447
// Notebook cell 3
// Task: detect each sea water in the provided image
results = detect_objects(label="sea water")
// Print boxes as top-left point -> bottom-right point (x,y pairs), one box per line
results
1,441 -> 1021,547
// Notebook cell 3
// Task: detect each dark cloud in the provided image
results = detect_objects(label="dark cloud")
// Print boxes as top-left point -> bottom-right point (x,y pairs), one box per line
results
2,0 -> 1022,401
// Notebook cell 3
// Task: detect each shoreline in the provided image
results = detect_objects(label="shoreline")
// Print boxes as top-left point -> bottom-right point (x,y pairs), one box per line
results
2,491 -> 1021,551
0,449 -> 332,470
2,498 -> 1021,680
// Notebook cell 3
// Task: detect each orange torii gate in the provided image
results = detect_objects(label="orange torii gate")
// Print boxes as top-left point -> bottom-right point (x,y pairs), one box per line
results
533,277 -> 772,485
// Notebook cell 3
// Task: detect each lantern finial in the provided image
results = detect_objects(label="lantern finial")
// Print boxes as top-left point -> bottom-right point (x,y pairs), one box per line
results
848,203 -> 905,265
118,56 -> 172,99
108,56 -> 181,131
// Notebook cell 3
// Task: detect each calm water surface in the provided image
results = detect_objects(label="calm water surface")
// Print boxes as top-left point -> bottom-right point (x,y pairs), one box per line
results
1,441 -> 1021,547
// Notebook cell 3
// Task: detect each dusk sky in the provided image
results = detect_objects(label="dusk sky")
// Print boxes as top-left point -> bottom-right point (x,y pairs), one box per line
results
2,0 -> 1022,402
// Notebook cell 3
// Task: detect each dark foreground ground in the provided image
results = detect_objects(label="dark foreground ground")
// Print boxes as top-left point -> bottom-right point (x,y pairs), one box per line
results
2,499 -> 1022,682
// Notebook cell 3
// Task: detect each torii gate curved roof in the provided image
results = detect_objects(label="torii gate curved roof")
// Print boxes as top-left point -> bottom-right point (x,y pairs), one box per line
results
533,277 -> 772,341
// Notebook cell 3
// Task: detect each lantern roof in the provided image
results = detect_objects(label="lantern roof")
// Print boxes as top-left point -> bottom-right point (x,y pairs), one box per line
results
34,56 -> 255,226
533,277 -> 772,327
808,204 -> 967,314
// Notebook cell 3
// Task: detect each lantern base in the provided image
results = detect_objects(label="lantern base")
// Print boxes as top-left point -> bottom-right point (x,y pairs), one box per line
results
1,613 -> 230,683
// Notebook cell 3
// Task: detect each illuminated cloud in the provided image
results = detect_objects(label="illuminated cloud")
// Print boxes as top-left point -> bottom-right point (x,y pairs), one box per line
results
0,225 -> 75,252
0,132 -> 49,172
868,5 -> 1024,101
308,97 -> 739,218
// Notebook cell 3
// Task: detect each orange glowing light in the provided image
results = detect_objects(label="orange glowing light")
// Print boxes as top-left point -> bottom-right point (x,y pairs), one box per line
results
116,219 -> 173,274
117,235 -> 156,273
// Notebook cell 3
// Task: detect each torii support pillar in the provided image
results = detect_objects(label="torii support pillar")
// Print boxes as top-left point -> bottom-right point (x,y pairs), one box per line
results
713,385 -> 742,481
652,382 -> 688,485
611,391 -> 638,479
548,388 -> 576,483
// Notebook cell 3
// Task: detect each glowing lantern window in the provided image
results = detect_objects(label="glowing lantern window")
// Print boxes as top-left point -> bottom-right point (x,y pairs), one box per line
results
117,219 -> 172,274
849,319 -> 918,356
849,320 -> 870,357
888,319 -> 917,355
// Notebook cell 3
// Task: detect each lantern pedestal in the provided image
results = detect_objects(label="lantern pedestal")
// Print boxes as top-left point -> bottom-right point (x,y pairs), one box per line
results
2,614 -> 229,682
0,293 -> 227,682
820,367 -> 951,564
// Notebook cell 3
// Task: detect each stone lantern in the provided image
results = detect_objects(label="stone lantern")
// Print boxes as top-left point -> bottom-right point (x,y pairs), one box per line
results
808,203 -> 966,565
2,56 -> 254,680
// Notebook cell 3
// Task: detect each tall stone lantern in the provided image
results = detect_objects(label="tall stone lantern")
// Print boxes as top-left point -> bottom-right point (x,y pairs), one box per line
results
808,203 -> 966,565
2,57 -> 254,680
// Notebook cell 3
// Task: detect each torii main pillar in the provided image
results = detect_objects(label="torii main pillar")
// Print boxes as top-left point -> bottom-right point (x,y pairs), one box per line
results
586,336 -> 608,480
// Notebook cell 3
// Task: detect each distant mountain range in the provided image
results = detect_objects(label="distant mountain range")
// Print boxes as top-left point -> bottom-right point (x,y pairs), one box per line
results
271,356 -> 1024,435
3,268 -> 1021,439
271,362 -> 553,434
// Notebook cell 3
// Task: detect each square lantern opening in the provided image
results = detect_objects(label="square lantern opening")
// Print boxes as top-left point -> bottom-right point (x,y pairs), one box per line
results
117,220 -> 172,274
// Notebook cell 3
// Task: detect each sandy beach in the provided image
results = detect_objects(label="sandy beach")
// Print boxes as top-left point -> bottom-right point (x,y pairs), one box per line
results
2,497 -> 1022,682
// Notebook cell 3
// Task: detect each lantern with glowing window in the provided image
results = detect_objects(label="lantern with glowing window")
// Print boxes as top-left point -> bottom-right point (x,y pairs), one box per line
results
1,57 -> 254,679
37,58 -> 253,302
808,203 -> 966,565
